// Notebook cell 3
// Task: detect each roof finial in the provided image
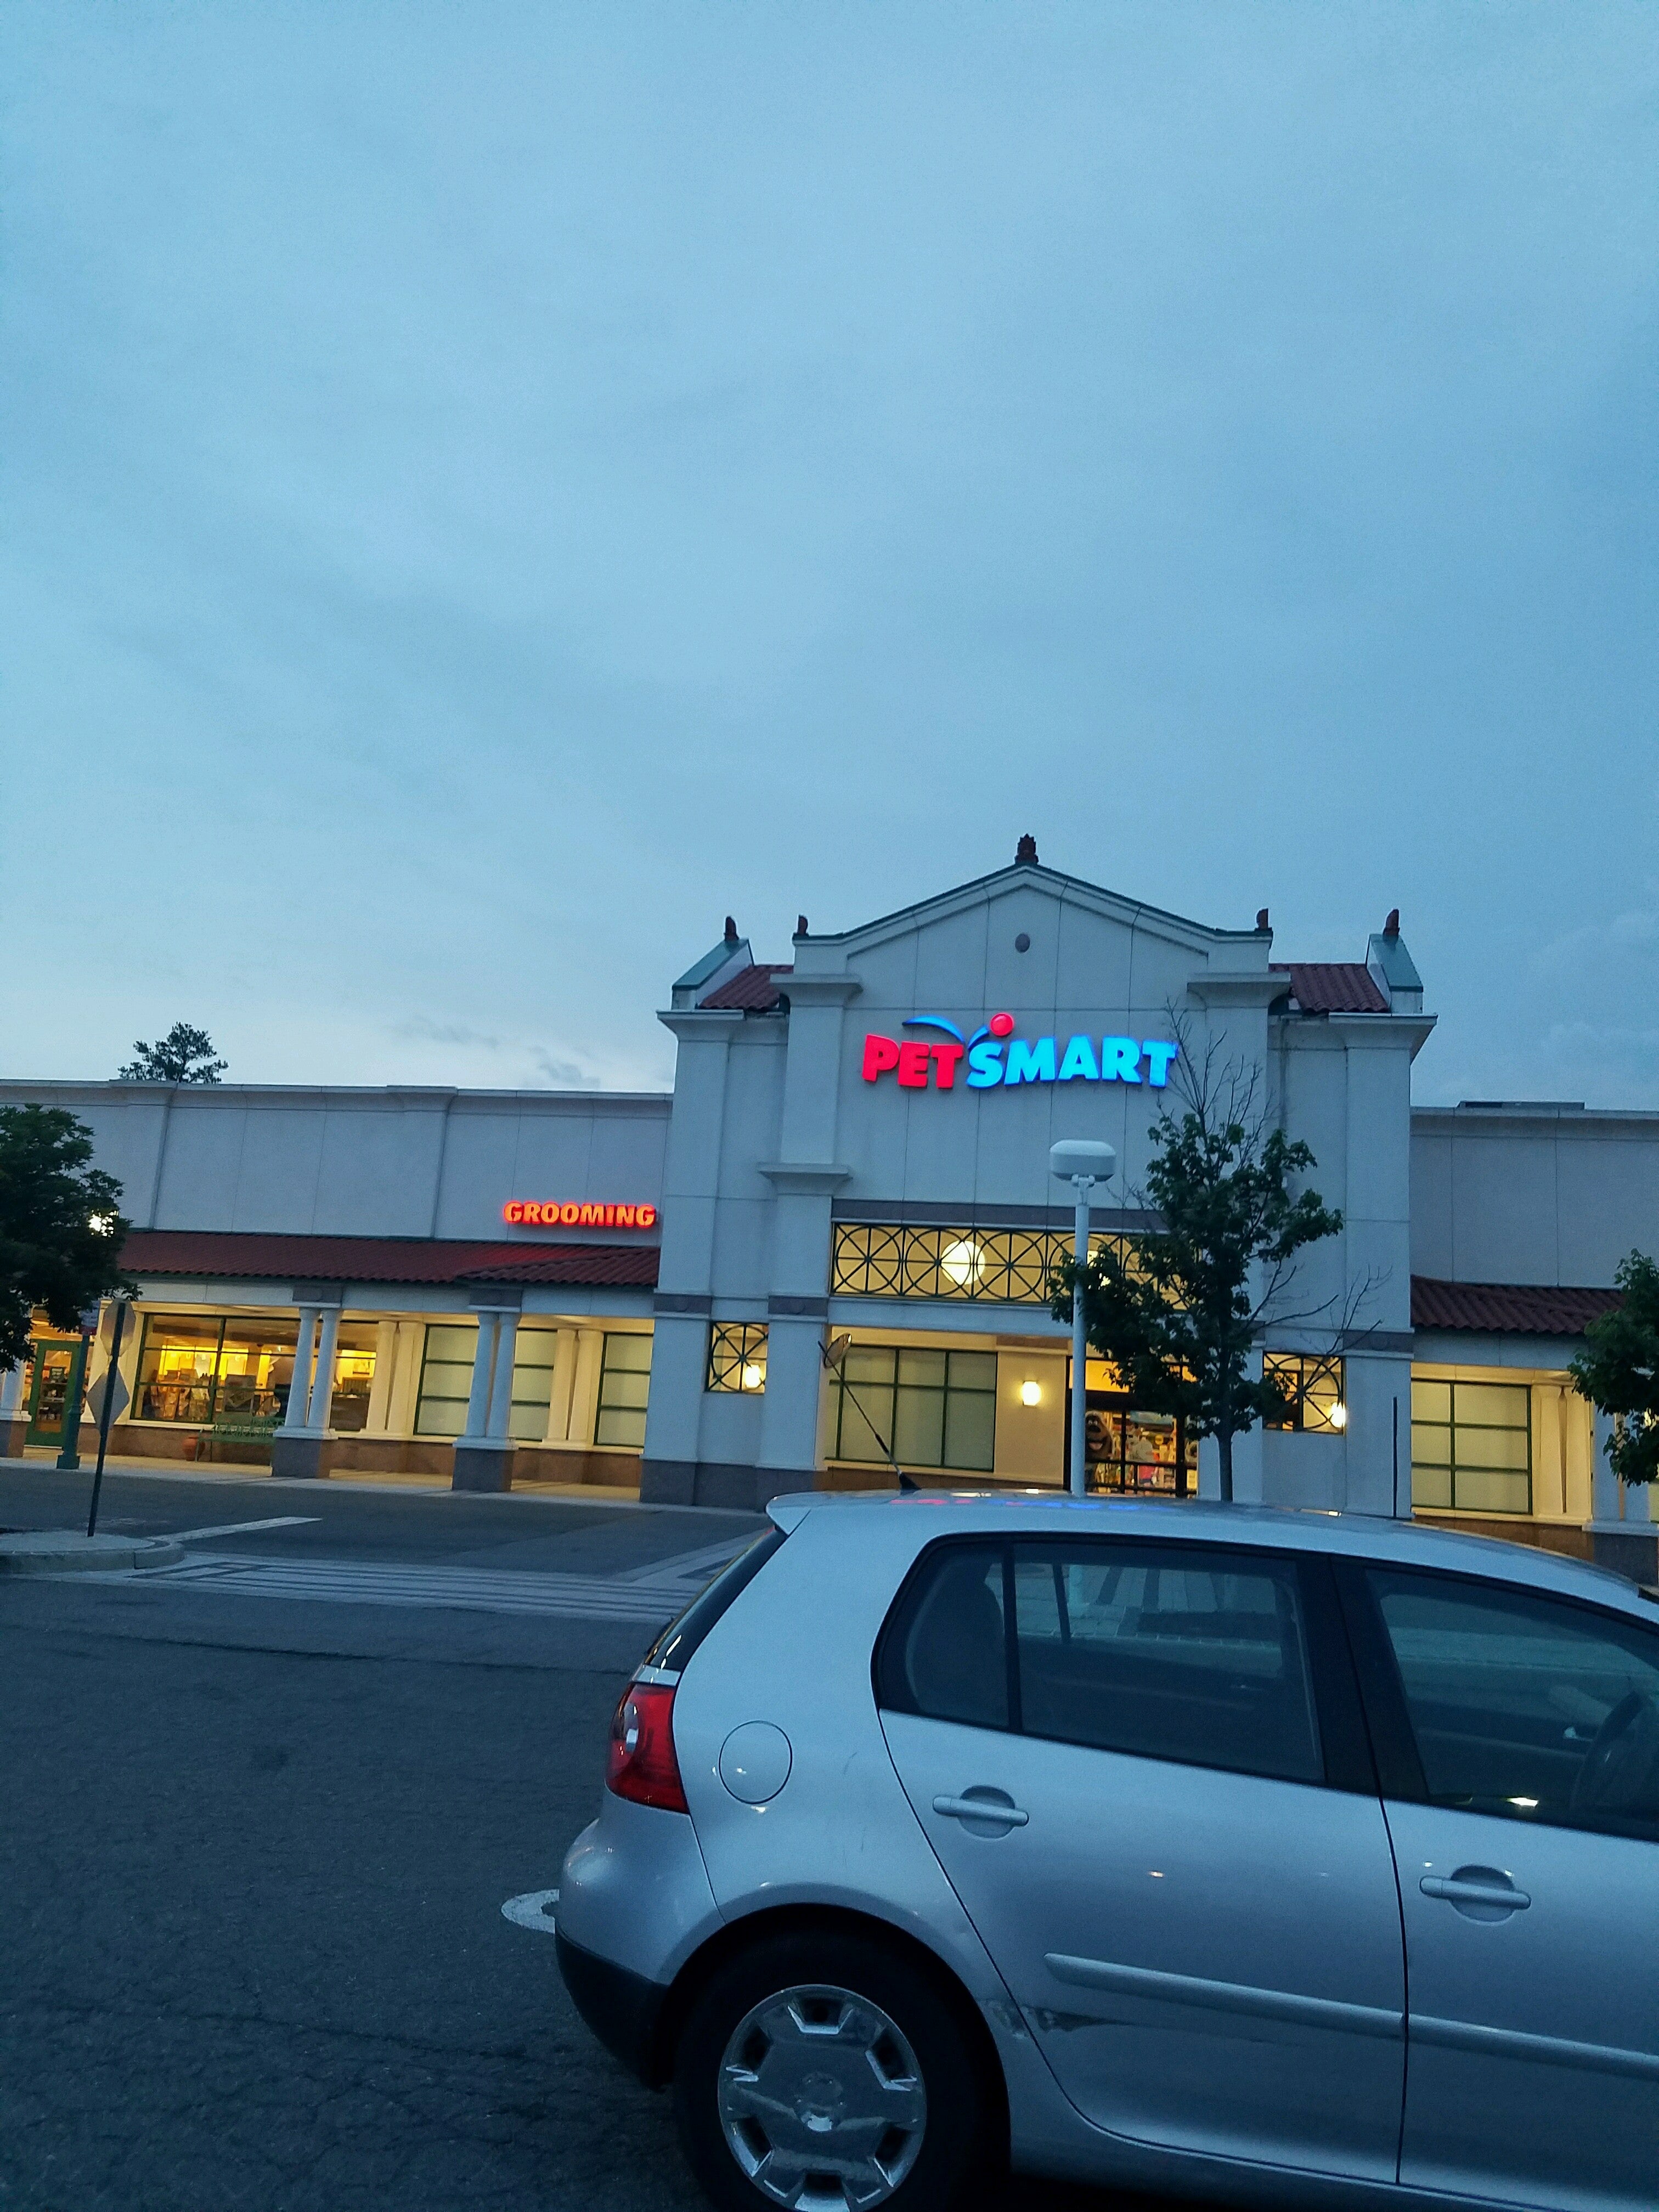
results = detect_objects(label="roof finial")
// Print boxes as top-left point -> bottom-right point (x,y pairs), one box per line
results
1384,907 -> 1400,936
1256,907 -> 1270,932
795,915 -> 809,938
1014,832 -> 1039,865
724,915 -> 738,942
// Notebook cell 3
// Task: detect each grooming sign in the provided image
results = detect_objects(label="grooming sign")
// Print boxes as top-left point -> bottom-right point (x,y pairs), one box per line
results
861,1012 -> 1179,1093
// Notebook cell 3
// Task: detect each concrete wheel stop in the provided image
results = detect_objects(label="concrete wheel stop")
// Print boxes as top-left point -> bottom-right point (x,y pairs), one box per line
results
0,1531 -> 185,1575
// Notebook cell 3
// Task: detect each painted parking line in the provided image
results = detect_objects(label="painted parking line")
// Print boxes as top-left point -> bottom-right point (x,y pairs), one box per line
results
167,1516 -> 320,1542
502,1888 -> 560,1934
122,1553 -> 688,1622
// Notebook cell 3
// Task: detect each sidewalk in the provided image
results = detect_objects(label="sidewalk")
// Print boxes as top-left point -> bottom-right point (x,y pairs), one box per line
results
0,1451 -> 642,1505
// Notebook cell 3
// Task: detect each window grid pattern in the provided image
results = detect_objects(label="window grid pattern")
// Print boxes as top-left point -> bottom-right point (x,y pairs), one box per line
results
596,1332 -> 652,1449
707,1323 -> 768,1393
1412,1378 -> 1532,1514
831,1223 -> 1131,1304
830,1344 -> 997,1472
1262,1352 -> 1346,1434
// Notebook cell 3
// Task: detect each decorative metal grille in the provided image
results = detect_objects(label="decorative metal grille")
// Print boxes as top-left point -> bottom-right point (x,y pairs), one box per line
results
1262,1352 -> 1346,1433
831,1223 -> 1131,1305
706,1322 -> 769,1393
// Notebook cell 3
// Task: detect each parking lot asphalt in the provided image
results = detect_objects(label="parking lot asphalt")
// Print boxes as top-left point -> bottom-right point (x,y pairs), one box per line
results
0,1465 -> 1200,2212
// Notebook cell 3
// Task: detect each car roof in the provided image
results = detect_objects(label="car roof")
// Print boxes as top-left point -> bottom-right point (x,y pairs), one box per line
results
765,1488 -> 1657,1622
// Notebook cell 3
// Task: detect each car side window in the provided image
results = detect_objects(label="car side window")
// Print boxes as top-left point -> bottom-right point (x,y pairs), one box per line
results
877,1541 -> 1009,1730
1011,1544 -> 1324,1784
1365,1569 -> 1659,1842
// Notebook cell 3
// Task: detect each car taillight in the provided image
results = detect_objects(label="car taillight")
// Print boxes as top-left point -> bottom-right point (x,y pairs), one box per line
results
606,1681 -> 689,1813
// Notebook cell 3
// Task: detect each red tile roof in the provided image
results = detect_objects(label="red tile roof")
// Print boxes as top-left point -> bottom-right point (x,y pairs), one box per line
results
1270,962 -> 1389,1014
121,1231 -> 658,1289
699,962 -> 792,1011
1412,1277 -> 1621,1336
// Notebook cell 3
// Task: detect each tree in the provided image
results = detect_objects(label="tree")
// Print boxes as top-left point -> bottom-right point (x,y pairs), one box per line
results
117,1022 -> 227,1085
1054,1035 -> 1345,1501
0,1107 -> 134,1372
1571,1250 -> 1659,1488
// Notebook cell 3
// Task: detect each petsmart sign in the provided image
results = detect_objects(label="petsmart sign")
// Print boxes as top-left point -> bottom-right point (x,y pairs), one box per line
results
861,1012 -> 1178,1093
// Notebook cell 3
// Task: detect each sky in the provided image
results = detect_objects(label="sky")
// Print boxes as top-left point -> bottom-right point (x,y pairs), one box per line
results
2,3 -> 1655,1106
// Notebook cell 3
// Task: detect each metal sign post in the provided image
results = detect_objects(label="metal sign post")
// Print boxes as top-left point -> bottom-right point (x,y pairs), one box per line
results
86,1299 -> 130,1538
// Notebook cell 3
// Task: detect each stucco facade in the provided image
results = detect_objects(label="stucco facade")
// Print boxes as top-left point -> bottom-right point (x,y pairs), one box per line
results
3,848 -> 1656,1578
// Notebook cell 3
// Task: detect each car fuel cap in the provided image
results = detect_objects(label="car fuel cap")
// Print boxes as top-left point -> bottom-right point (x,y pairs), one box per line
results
718,1722 -> 792,1805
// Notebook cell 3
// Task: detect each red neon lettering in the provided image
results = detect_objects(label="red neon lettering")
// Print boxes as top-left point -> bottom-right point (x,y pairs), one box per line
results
560,1201 -> 580,1225
638,1205 -> 657,1228
615,1205 -> 635,1227
577,1203 -> 602,1225
929,1042 -> 965,1090
896,1042 -> 930,1088
503,1201 -> 524,1224
862,1034 -> 901,1082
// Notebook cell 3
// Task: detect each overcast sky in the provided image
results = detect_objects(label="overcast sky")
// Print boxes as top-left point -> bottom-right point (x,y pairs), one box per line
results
3,3 -> 1654,1106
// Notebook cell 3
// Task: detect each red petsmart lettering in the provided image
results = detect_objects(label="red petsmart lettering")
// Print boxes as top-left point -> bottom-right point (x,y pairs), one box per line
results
862,1034 -> 900,1081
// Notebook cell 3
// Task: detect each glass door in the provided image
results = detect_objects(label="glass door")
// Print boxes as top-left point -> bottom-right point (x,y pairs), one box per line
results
26,1341 -> 84,1448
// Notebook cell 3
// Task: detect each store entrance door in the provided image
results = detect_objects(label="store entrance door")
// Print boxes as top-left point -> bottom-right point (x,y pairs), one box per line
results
26,1341 -> 86,1451
1065,1367 -> 1196,1496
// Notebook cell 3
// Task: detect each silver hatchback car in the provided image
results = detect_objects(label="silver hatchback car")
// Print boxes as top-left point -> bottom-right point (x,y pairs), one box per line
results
557,1493 -> 1659,2212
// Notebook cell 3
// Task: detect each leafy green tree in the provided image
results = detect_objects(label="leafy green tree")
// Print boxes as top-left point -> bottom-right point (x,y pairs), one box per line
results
117,1022 -> 227,1085
1054,1041 -> 1344,1501
1571,1251 -> 1659,1488
0,1107 -> 134,1372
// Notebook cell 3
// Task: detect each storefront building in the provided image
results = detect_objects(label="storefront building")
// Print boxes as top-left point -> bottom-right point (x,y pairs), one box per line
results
3,843 -> 1656,1579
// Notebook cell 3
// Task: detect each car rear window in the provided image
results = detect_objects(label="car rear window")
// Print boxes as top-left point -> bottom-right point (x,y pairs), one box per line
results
640,1526 -> 788,1675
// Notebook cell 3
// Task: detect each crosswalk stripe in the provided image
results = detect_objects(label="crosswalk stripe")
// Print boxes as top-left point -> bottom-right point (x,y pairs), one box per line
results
122,1551 -> 691,1622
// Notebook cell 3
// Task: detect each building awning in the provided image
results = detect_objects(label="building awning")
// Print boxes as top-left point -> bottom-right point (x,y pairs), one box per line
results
1411,1276 -> 1621,1336
120,1230 -> 660,1290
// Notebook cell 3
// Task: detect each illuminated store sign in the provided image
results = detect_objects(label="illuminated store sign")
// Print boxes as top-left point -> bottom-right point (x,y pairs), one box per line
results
861,1012 -> 1178,1093
503,1201 -> 658,1228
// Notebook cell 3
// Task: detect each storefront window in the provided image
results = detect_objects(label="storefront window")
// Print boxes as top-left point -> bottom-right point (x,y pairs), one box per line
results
1412,1378 -> 1532,1514
707,1323 -> 768,1393
510,1329 -> 560,1441
831,1345 -> 997,1472
596,1333 -> 652,1449
328,1325 -> 379,1432
134,1314 -> 298,1426
1262,1353 -> 1346,1434
415,1325 -> 477,1435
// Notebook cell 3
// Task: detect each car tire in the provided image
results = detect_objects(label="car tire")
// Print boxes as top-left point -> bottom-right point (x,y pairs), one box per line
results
672,1928 -> 994,2211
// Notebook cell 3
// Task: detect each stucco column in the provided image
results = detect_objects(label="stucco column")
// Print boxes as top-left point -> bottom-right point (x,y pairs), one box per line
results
568,1329 -> 604,1447
281,1308 -> 320,1431
453,1304 -> 519,1493
307,1306 -> 342,1430
462,1314 -> 499,1440
1587,1407 -> 1658,1583
757,1317 -> 828,1481
543,1328 -> 578,1444
486,1311 -> 520,1440
365,1322 -> 398,1432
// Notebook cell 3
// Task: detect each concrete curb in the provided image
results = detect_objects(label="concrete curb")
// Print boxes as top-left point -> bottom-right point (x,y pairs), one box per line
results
0,1531 -> 186,1576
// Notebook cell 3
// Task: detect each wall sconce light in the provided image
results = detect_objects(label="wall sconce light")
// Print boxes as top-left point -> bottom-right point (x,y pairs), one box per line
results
1330,1402 -> 1348,1430
1020,1379 -> 1042,1407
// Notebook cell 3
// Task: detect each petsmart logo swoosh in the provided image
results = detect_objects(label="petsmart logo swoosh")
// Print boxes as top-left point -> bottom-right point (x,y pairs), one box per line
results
861,1015 -> 1178,1091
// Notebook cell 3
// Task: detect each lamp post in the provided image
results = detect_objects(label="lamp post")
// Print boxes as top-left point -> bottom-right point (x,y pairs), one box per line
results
1050,1139 -> 1116,1498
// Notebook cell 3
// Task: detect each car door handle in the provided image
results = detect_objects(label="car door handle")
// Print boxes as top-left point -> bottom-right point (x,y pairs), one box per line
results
1420,1875 -> 1531,1912
932,1792 -> 1029,1828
